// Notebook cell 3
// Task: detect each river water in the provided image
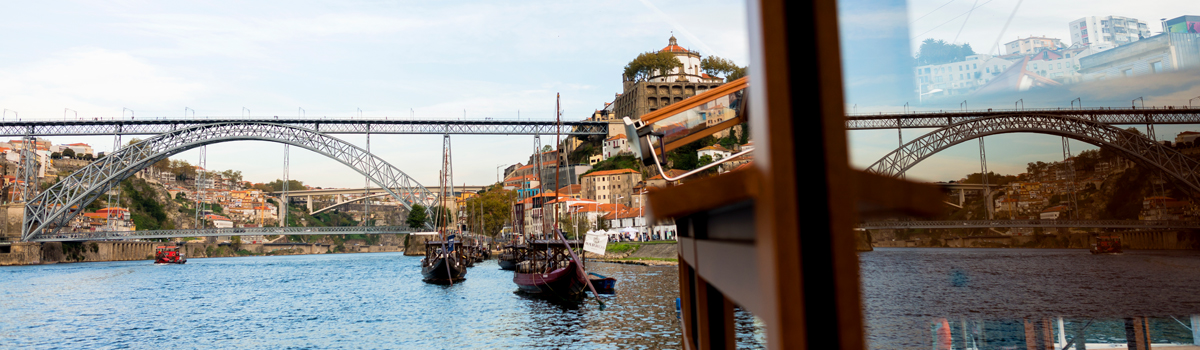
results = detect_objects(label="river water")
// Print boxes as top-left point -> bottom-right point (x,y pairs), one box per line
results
3,248 -> 1197,349
0,253 -> 763,349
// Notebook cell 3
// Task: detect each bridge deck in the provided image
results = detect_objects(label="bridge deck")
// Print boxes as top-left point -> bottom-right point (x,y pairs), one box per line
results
0,118 -> 607,136
847,107 -> 1200,129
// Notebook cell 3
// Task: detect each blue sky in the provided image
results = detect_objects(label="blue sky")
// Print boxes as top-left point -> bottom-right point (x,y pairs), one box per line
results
1,0 -> 1195,187
0,0 -> 750,188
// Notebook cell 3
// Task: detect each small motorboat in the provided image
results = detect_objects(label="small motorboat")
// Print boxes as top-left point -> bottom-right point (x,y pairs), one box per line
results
1091,235 -> 1122,254
154,245 -> 187,264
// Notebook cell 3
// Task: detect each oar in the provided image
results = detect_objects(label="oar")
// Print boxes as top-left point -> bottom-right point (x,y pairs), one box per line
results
554,228 -> 605,310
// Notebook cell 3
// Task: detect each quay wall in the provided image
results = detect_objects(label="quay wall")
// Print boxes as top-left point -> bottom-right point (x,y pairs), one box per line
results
404,234 -> 434,256
1,240 -> 403,266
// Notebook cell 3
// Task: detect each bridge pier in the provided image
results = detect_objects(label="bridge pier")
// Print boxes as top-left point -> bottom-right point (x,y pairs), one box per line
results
307,195 -> 313,213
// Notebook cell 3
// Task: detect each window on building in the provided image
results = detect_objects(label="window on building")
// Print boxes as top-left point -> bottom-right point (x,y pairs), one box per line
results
1151,61 -> 1163,73
1122,68 -> 1133,77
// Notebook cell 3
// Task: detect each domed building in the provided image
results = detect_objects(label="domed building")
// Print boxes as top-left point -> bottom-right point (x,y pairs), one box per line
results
602,35 -> 728,125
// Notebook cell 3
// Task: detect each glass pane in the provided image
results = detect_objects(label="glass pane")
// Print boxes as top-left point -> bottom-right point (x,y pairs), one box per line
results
840,0 -> 1200,348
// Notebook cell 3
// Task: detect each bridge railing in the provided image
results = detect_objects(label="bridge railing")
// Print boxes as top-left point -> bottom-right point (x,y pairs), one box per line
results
845,105 -> 1200,117
32,226 -> 415,242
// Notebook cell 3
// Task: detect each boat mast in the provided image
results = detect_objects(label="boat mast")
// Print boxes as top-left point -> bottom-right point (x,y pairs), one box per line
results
554,93 -> 562,238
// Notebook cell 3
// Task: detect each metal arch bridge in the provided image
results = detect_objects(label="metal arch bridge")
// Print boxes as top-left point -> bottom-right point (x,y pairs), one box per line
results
864,113 -> 1200,193
309,193 -> 393,215
845,107 -> 1200,130
22,122 -> 439,242
859,219 -> 1200,230
0,118 -> 608,136
32,226 -> 414,242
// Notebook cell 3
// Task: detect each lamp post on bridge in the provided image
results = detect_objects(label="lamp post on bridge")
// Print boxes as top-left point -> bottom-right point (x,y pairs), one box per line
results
64,108 -> 76,121
1191,96 -> 1200,108
2,109 -> 14,121
122,108 -> 133,120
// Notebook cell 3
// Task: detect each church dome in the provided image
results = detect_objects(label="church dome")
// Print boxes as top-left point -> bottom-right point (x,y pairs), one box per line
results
660,35 -> 689,53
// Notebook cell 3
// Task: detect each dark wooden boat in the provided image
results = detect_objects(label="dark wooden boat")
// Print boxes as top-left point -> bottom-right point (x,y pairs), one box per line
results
588,272 -> 617,294
497,244 -> 524,271
421,240 -> 467,284
513,240 -> 589,299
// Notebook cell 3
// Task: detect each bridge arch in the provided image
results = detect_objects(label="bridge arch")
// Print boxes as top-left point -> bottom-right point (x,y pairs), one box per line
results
23,122 -> 435,241
866,114 -> 1200,192
310,193 -> 392,216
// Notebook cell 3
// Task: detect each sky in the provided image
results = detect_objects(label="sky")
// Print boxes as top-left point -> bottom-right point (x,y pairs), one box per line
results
0,0 -> 1195,188
0,0 -> 751,188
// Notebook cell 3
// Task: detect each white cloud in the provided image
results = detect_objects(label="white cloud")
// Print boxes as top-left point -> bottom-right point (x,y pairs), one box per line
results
0,48 -> 205,118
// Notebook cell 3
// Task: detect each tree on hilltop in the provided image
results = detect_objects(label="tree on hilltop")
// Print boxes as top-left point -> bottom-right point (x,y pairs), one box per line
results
701,56 -> 747,81
915,39 -> 975,65
624,51 -> 684,82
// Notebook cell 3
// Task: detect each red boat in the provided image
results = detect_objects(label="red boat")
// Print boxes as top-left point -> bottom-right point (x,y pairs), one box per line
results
1091,235 -> 1122,254
513,240 -> 589,300
154,245 -> 187,264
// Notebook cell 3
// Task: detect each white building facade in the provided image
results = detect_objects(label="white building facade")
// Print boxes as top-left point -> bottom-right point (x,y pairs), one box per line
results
915,54 -> 1017,97
1070,16 -> 1152,47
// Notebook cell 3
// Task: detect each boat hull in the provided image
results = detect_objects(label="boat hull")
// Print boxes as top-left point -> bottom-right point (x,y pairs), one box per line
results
513,260 -> 588,299
497,259 -> 517,271
422,256 -> 467,284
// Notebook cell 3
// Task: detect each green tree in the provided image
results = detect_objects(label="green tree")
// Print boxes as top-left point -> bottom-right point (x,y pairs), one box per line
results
700,55 -> 748,82
406,204 -> 429,228
463,189 -> 516,237
624,51 -> 684,82
915,39 -> 975,65
666,135 -> 718,170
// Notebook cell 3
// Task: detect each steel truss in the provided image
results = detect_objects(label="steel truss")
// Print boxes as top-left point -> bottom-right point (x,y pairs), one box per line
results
866,114 -> 1200,193
31,226 -> 413,242
22,122 -> 437,241
0,119 -> 608,136
859,219 -> 1200,229
847,107 -> 1200,130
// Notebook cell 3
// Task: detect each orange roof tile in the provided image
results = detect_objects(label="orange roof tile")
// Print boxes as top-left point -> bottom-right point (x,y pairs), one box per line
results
582,169 -> 639,177
605,134 -> 627,142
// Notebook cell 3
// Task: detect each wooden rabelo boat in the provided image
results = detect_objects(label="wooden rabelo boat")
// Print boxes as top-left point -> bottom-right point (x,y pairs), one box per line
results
513,238 -> 589,300
420,239 -> 467,284
497,243 -> 525,271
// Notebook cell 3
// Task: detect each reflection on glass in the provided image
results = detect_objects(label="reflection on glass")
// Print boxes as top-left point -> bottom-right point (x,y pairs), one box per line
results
920,317 -> 1199,350
647,88 -> 743,148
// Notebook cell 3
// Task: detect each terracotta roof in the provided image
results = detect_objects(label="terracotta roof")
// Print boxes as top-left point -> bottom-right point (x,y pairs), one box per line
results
698,144 -> 730,152
605,134 -> 627,142
1041,205 -> 1069,213
571,202 -> 628,213
648,169 -> 688,180
557,184 -> 581,194
582,169 -> 639,177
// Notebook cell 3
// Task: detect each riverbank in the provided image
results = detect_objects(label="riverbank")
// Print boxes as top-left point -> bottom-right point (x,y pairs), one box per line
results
0,240 -> 404,266
868,229 -> 1200,250
587,241 -> 679,266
